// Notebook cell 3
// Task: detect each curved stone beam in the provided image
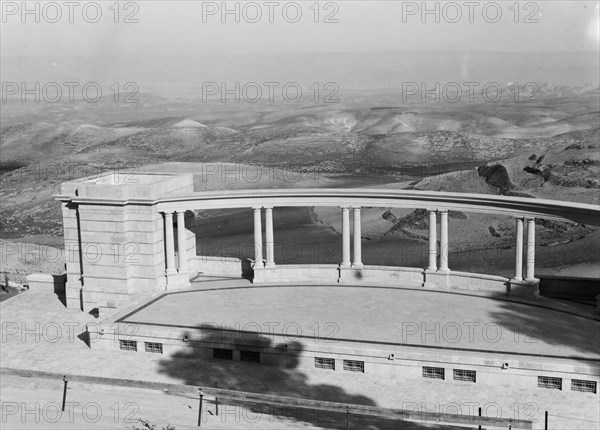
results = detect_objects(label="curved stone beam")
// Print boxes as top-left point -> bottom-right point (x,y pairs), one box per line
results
123,189 -> 600,226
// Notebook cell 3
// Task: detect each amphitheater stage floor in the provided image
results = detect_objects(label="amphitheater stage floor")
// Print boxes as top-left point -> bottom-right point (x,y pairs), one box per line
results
116,282 -> 600,361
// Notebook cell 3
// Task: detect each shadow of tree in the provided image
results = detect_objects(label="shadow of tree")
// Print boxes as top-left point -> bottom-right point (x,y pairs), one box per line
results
156,325 -> 459,429
486,291 -> 600,358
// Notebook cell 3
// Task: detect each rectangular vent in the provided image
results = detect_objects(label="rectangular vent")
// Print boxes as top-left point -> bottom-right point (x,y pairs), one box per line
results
144,342 -> 163,354
119,339 -> 137,351
538,376 -> 562,390
314,357 -> 335,370
213,348 -> 233,360
571,379 -> 597,393
422,366 -> 445,380
240,350 -> 260,363
343,360 -> 364,372
453,369 -> 476,382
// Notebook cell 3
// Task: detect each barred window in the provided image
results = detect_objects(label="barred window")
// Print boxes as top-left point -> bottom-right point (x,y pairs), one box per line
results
314,357 -> 335,370
213,348 -> 233,360
240,350 -> 260,363
571,379 -> 597,393
453,369 -> 476,382
119,339 -> 137,351
422,366 -> 445,380
538,376 -> 562,390
343,360 -> 364,372
144,342 -> 163,354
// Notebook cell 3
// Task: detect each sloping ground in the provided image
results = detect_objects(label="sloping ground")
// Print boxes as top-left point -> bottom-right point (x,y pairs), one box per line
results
1,88 -> 598,283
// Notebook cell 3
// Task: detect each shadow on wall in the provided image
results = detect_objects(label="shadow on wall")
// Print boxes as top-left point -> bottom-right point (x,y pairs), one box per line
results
53,274 -> 67,307
155,325 -> 453,429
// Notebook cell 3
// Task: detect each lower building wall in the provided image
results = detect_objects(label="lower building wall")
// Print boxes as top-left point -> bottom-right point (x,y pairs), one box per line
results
88,325 -> 599,427
89,324 -> 599,381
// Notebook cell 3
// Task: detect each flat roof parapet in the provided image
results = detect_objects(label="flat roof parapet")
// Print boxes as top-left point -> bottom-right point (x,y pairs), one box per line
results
57,172 -> 194,201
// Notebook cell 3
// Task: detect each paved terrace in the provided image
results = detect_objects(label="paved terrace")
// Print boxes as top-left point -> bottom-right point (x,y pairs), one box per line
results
1,286 -> 599,429
118,283 -> 600,361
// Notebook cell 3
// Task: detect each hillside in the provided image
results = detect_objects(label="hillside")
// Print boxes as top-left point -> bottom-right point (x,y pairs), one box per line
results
1,86 -> 598,283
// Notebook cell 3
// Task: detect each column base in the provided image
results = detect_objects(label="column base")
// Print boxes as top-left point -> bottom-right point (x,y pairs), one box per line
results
351,263 -> 364,268
264,262 -> 276,268
508,278 -> 540,297
423,269 -> 449,288
166,272 -> 190,290
339,265 -> 362,283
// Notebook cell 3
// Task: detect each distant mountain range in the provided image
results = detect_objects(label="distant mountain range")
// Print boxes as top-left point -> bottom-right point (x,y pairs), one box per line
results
2,51 -> 598,99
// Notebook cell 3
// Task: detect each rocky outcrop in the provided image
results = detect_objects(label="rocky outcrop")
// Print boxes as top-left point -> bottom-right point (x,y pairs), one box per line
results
477,163 -> 516,193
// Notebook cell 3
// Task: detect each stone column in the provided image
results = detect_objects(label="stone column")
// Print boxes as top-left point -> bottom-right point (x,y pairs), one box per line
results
253,207 -> 263,267
439,210 -> 449,272
427,210 -> 437,271
525,218 -> 536,281
265,206 -> 275,267
341,206 -> 351,267
176,211 -> 188,273
514,218 -> 524,281
352,207 -> 363,267
164,211 -> 176,275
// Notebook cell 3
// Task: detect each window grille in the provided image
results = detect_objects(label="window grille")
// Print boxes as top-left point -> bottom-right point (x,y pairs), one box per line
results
144,342 -> 163,354
343,360 -> 364,372
213,348 -> 233,360
240,350 -> 260,363
119,340 -> 137,351
422,366 -> 445,379
453,369 -> 476,382
538,376 -> 562,390
314,357 -> 335,370
571,379 -> 596,393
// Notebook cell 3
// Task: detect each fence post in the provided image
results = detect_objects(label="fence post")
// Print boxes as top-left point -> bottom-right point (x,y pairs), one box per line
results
545,411 -> 548,430
215,397 -> 219,416
346,406 -> 350,430
61,376 -> 68,411
478,406 -> 482,430
197,389 -> 204,427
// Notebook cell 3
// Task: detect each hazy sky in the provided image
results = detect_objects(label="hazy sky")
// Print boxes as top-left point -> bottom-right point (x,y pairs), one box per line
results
2,1 -> 599,56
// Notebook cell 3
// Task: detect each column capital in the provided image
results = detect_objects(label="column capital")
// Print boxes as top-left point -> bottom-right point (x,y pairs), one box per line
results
263,205 -> 274,210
